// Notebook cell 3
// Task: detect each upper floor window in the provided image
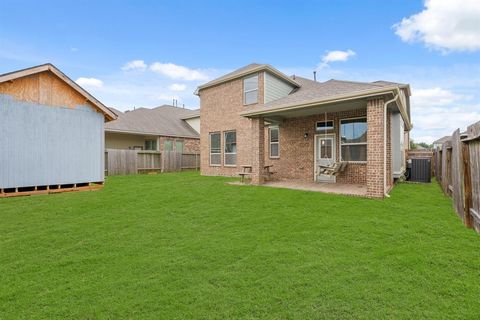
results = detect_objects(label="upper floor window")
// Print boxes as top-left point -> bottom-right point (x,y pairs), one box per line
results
243,74 -> 258,105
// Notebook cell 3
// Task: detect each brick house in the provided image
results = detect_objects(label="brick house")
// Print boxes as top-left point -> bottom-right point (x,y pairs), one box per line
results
105,105 -> 200,153
196,63 -> 411,198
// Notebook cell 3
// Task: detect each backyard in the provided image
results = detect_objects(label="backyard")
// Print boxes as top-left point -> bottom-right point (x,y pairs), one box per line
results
1,171 -> 479,319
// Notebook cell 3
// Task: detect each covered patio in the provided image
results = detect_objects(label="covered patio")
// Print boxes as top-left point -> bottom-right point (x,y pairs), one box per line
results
241,90 -> 410,198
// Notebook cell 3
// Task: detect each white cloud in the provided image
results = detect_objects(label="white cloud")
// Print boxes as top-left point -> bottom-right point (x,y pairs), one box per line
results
318,50 -> 356,69
75,77 -> 103,88
70,47 -> 79,52
150,62 -> 209,81
411,87 -> 469,107
168,83 -> 187,92
394,0 -> 480,52
409,86 -> 480,143
122,60 -> 147,71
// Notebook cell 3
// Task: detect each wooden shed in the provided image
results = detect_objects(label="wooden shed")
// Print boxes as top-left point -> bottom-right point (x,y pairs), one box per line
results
0,64 -> 117,197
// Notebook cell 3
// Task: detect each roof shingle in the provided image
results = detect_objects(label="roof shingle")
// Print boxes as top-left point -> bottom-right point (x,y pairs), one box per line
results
105,105 -> 199,138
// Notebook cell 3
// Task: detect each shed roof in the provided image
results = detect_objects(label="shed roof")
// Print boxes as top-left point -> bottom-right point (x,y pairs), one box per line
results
0,63 -> 117,121
105,105 -> 199,139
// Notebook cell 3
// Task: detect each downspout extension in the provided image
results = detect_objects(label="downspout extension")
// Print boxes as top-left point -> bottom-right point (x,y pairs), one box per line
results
383,92 -> 399,197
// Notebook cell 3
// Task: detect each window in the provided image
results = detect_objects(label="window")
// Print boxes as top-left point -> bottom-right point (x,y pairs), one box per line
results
243,74 -> 258,105
316,120 -> 334,131
340,118 -> 367,161
269,127 -> 279,158
210,132 -> 221,166
164,140 -> 173,151
145,139 -> 157,150
224,131 -> 237,166
319,138 -> 333,159
175,140 -> 184,153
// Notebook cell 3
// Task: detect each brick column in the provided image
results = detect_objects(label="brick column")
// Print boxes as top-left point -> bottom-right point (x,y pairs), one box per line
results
251,117 -> 265,185
367,98 -> 385,198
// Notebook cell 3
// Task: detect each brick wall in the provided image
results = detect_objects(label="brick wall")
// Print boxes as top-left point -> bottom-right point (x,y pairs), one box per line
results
366,98 -> 385,198
264,108 -> 368,184
199,72 -> 265,176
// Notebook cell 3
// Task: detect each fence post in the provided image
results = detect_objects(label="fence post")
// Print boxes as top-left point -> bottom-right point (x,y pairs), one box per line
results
462,142 -> 473,228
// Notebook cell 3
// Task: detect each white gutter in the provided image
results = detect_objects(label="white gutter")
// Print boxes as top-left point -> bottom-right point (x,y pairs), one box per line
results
383,93 -> 399,198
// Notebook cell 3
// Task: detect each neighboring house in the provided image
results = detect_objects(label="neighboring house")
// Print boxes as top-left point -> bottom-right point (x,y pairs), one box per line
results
433,136 -> 450,149
196,63 -> 412,198
0,64 -> 116,196
105,105 -> 200,153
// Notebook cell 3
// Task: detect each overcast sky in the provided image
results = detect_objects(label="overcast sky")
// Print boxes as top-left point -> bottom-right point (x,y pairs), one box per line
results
1,0 -> 479,143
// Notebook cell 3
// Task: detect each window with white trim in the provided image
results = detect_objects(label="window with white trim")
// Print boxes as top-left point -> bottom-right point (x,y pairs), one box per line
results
269,127 -> 279,158
340,118 -> 367,161
224,131 -> 237,166
316,120 -> 334,132
243,74 -> 258,105
209,132 -> 221,166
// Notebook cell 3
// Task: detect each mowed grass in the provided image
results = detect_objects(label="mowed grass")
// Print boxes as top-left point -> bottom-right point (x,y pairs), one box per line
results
1,172 -> 479,319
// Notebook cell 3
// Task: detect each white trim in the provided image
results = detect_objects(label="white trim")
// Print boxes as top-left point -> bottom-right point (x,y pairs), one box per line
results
339,117 -> 368,162
314,134 -> 336,183
209,132 -> 221,166
223,130 -> 237,167
269,126 -> 280,159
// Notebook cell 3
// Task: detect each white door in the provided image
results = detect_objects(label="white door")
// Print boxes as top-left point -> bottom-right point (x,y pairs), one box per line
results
315,135 -> 336,183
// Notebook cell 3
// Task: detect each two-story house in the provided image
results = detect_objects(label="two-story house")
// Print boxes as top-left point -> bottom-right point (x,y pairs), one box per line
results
196,63 -> 411,198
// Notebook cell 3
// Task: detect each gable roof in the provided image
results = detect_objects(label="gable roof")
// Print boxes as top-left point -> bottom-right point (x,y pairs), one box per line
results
197,63 -> 300,91
105,105 -> 199,139
0,63 -> 117,121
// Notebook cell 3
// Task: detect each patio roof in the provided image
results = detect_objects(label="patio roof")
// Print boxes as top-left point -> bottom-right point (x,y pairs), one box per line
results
240,76 -> 412,130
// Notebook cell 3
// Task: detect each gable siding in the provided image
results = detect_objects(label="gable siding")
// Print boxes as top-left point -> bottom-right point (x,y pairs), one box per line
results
264,72 -> 294,104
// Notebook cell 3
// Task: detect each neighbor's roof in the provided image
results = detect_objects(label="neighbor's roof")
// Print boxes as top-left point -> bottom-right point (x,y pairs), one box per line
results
197,63 -> 300,91
105,105 -> 199,139
241,76 -> 408,116
433,136 -> 451,144
180,109 -> 200,119
0,63 -> 117,121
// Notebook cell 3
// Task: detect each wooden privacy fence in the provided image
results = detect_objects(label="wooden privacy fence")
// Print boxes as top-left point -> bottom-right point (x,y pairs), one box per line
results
434,120 -> 480,233
105,149 -> 200,176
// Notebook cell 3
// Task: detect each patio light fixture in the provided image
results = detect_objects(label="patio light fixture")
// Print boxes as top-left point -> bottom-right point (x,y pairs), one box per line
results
304,132 -> 309,140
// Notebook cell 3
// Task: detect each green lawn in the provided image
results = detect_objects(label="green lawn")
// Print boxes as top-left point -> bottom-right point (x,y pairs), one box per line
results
1,172 -> 479,319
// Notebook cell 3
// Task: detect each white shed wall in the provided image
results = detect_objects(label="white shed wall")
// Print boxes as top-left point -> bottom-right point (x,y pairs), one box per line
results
0,94 -> 104,188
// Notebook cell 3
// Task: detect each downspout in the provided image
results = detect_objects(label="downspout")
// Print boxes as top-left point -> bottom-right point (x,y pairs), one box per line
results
383,92 -> 399,197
